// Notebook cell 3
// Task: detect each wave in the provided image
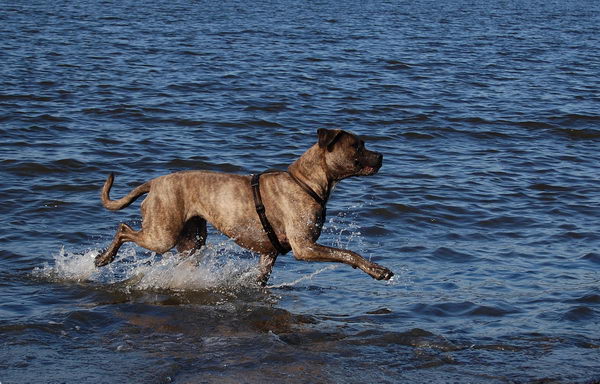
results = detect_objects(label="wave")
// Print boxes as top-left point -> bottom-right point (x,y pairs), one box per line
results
561,306 -> 597,322
437,114 -> 600,140
556,127 -> 600,140
0,93 -> 54,102
429,247 -> 477,263
349,328 -> 461,351
2,158 -> 99,176
581,253 -> 600,264
243,102 -> 289,113
411,301 -> 519,318
382,59 -> 412,70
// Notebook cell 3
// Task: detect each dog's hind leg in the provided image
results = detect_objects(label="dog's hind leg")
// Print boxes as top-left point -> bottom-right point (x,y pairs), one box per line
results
95,223 -> 138,267
176,216 -> 207,254
95,219 -> 183,267
96,192 -> 189,267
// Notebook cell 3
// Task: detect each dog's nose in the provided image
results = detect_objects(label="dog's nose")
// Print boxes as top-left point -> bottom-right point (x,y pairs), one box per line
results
376,153 -> 383,166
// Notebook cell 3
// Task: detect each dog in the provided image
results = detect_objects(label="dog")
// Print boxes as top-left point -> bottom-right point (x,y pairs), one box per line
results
95,128 -> 394,285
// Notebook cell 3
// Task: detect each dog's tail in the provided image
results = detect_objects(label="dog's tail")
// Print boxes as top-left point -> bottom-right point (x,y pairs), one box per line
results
101,173 -> 151,211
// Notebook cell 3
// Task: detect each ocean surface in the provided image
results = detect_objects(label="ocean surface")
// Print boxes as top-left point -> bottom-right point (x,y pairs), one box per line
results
1,0 -> 599,382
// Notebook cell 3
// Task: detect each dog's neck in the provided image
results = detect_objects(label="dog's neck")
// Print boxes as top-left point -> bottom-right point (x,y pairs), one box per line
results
287,144 -> 334,202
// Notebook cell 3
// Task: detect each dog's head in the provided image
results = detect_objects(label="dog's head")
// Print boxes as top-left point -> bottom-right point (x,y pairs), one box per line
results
317,128 -> 383,180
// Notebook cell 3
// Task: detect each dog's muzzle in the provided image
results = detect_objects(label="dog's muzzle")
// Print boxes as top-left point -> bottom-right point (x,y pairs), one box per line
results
360,152 -> 383,176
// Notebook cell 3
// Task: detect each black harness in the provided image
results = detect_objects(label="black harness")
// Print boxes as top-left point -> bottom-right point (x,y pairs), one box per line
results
251,171 -> 328,255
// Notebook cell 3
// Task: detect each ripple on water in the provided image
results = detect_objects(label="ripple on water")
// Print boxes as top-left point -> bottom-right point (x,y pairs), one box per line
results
411,301 -> 518,319
581,253 -> 600,264
2,0 -> 600,382
429,247 -> 478,263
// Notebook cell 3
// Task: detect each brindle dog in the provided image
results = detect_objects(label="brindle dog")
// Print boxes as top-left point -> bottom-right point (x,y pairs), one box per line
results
96,129 -> 393,285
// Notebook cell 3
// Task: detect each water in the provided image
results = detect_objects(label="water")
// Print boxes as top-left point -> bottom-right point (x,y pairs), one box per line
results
1,0 -> 599,382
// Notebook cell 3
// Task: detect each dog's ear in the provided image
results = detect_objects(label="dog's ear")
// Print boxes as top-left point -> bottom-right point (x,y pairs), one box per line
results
317,128 -> 343,152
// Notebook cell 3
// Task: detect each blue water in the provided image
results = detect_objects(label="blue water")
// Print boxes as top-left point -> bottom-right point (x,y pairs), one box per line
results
1,0 -> 600,382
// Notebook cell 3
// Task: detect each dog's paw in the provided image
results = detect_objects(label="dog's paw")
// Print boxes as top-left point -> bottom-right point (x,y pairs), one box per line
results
94,252 -> 113,267
367,263 -> 394,281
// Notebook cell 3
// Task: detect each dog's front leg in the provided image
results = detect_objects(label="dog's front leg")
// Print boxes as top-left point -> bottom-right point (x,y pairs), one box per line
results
290,239 -> 393,281
257,253 -> 278,286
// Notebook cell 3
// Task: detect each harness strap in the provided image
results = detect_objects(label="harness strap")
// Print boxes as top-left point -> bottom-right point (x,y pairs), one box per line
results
287,172 -> 327,207
251,173 -> 288,255
288,172 -> 328,222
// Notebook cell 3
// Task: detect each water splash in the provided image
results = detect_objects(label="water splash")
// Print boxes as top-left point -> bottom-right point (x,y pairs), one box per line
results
267,265 -> 340,289
33,243 -> 262,292
33,246 -> 98,283
324,202 -> 366,250
131,249 -> 261,291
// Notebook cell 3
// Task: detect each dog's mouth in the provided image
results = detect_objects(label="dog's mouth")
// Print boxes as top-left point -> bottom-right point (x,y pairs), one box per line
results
357,151 -> 382,176
360,165 -> 379,176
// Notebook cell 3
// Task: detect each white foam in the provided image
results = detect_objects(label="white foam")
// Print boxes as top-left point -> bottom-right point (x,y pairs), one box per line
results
33,246 -> 98,283
131,248 -> 261,291
34,242 -> 261,292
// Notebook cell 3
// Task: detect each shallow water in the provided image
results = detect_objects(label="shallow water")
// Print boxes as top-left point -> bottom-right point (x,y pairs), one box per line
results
1,0 -> 600,383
